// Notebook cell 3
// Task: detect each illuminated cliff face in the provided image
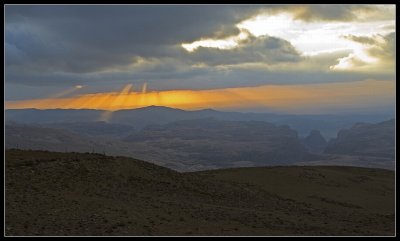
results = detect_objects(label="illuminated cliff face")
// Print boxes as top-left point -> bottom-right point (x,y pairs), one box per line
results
5,79 -> 395,114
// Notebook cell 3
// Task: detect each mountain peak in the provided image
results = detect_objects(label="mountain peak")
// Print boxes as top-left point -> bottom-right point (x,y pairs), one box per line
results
302,130 -> 327,153
197,108 -> 218,113
144,105 -> 176,110
123,105 -> 183,112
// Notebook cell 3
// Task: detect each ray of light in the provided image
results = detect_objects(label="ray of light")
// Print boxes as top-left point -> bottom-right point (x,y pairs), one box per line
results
5,79 -> 394,114
110,84 -> 133,109
141,82 -> 147,94
48,85 -> 85,99
98,84 -> 134,121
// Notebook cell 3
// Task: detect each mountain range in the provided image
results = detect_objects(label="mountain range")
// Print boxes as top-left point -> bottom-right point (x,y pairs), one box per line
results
5,106 -> 394,138
5,106 -> 395,171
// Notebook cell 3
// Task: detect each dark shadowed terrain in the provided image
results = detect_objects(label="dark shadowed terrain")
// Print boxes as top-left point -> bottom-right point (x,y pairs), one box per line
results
5,106 -> 394,138
5,149 -> 395,236
5,116 -> 395,171
123,118 -> 309,168
301,130 -> 327,154
325,119 -> 395,159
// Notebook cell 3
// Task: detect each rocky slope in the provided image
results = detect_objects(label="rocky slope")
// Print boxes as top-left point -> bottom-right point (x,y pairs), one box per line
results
124,118 -> 309,168
6,119 -> 310,171
5,149 -> 395,236
6,106 -> 393,138
301,130 -> 327,154
325,119 -> 395,158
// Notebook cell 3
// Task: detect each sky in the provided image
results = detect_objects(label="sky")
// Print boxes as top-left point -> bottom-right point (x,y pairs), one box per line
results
4,4 -> 396,114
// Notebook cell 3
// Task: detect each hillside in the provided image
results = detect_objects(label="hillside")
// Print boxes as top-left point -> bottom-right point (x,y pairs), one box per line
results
5,149 -> 395,236
325,119 -> 395,158
124,118 -> 308,167
6,120 -> 308,171
5,123 -> 125,154
5,106 -> 394,138
44,121 -> 136,138
301,130 -> 327,154
6,118 -> 395,171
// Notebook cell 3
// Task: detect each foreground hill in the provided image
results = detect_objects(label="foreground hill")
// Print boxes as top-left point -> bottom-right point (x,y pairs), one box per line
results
5,149 -> 394,236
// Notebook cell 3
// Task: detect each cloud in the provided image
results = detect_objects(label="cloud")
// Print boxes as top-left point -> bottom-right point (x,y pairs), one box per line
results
183,34 -> 302,66
343,35 -> 380,45
4,4 -> 396,106
7,5 -> 393,77
292,5 -> 381,22
343,32 -> 396,58
255,4 -> 395,22
365,32 -> 395,62
5,5 -> 259,74
331,32 -> 395,71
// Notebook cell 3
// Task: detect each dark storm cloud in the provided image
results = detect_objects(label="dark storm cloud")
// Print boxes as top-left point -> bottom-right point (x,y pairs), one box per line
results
5,56 -> 212,88
5,4 -> 306,91
5,60 -> 395,101
5,5 -> 259,74
4,4 -> 396,102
